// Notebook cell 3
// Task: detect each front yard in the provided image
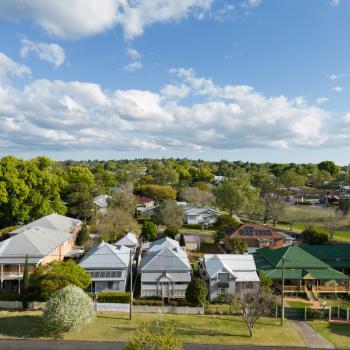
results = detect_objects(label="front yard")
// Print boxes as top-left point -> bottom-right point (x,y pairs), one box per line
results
309,321 -> 350,348
0,311 -> 304,346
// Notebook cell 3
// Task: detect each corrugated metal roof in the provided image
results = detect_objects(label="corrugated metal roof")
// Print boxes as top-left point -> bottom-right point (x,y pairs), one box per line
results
115,232 -> 138,247
141,271 -> 191,282
80,241 -> 130,269
146,237 -> 180,253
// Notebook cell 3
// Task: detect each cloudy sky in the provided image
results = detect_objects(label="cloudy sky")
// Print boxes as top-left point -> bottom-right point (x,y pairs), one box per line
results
0,0 -> 349,163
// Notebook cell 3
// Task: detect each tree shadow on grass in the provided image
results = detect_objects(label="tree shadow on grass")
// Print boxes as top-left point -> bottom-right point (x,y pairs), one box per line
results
173,324 -> 250,338
0,314 -> 46,338
325,322 -> 350,338
97,314 -> 130,321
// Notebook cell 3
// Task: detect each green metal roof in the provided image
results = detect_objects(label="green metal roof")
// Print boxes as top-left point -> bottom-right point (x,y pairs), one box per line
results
254,246 -> 349,281
300,244 -> 350,269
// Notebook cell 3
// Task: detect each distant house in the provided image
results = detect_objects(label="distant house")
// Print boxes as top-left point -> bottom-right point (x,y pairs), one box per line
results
224,223 -> 294,253
177,234 -> 201,252
214,176 -> 224,186
93,194 -> 111,212
184,205 -> 220,225
115,232 -> 139,250
254,246 -> 350,296
0,226 -> 75,292
134,195 -> 158,216
140,237 -> 192,299
79,241 -> 130,293
9,213 -> 81,238
200,254 -> 259,301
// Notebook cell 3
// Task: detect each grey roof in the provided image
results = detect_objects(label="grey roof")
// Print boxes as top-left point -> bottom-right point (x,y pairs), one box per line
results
80,241 -> 130,270
204,254 -> 259,282
276,231 -> 296,240
141,246 -> 191,272
0,226 -> 71,264
146,237 -> 180,254
115,232 -> 139,247
184,205 -> 220,218
141,271 -> 191,282
93,195 -> 111,209
183,235 -> 201,243
11,213 -> 81,235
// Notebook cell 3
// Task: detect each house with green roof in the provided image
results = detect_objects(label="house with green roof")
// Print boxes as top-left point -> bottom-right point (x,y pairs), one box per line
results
301,244 -> 350,274
254,245 -> 349,297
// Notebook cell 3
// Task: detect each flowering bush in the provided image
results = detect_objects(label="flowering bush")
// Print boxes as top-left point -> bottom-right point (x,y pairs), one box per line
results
43,285 -> 95,335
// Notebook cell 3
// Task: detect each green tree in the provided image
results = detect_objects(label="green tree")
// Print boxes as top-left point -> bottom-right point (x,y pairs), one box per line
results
163,226 -> 179,239
147,162 -> 179,185
279,170 -> 305,190
317,161 -> 339,176
179,234 -> 186,247
230,238 -> 248,254
258,272 -> 273,293
22,254 -> 30,309
66,184 -> 94,220
137,184 -> 176,201
109,190 -> 136,214
127,321 -> 183,350
29,260 -> 91,300
301,227 -> 329,245
179,187 -> 214,206
141,221 -> 158,241
152,200 -> 184,227
76,224 -> 90,246
43,285 -> 95,335
185,278 -> 208,306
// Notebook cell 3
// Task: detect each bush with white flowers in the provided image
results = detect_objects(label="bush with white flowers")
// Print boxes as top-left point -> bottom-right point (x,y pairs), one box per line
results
43,284 -> 95,335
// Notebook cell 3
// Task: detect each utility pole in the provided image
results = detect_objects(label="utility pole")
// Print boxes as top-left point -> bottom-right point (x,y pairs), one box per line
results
129,249 -> 133,320
281,256 -> 285,326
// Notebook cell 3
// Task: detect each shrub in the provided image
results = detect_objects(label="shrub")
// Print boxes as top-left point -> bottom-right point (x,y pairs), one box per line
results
302,227 -> 329,245
133,299 -> 163,306
43,285 -> 95,335
306,308 -> 324,320
76,224 -> 90,246
185,278 -> 208,306
182,224 -> 202,230
141,221 -> 158,241
163,226 -> 179,239
127,320 -> 183,350
97,292 -> 130,303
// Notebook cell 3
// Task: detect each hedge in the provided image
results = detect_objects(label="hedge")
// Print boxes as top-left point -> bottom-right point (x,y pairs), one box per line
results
133,299 -> 163,306
97,292 -> 130,303
182,224 -> 203,230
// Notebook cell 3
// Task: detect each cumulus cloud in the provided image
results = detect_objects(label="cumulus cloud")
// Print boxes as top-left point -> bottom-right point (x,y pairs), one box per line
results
330,0 -> 340,6
0,52 -> 337,153
0,52 -> 31,79
20,38 -> 65,68
316,97 -> 329,105
0,0 -> 215,40
328,73 -> 344,80
126,48 -> 141,60
333,86 -> 343,92
124,61 -> 143,72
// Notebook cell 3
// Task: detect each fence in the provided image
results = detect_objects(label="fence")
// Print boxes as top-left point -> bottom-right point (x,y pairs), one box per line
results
276,306 -> 350,321
0,301 -> 46,310
95,303 -> 204,315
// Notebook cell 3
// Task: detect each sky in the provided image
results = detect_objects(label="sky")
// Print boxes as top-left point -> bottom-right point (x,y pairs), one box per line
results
0,0 -> 350,164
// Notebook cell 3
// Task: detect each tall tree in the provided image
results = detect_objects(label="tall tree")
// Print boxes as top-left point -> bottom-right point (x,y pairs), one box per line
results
152,200 -> 184,227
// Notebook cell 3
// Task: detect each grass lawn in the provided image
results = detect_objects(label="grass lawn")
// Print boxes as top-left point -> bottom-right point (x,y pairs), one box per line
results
178,227 -> 215,236
320,299 -> 350,309
0,311 -> 304,346
309,321 -> 350,348
0,225 -> 21,236
287,300 -> 313,309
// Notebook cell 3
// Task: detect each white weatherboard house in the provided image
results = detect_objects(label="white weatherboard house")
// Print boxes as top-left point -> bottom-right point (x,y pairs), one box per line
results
140,237 -> 192,298
184,205 -> 220,225
202,254 -> 259,301
79,241 -> 130,293
115,232 -> 139,250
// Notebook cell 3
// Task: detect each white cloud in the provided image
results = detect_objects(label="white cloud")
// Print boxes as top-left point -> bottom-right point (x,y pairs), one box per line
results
20,38 -> 65,68
333,86 -> 343,92
0,52 -> 31,79
124,61 -> 143,72
316,97 -> 329,105
0,0 -> 215,40
330,0 -> 340,6
0,53 -> 339,153
328,73 -> 344,80
126,48 -> 141,60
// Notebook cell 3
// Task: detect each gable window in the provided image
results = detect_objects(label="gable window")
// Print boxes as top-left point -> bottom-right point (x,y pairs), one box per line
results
218,272 -> 229,282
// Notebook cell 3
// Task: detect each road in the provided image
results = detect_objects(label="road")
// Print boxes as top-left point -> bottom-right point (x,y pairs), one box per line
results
0,340 -> 347,350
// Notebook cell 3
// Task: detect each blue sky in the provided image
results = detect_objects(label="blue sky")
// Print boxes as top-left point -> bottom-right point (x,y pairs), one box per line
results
0,0 -> 349,164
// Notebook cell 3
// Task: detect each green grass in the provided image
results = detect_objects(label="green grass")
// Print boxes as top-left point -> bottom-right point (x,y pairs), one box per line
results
309,321 -> 350,348
0,225 -> 21,235
0,311 -> 304,346
287,300 -> 313,309
319,299 -> 350,309
178,227 -> 215,236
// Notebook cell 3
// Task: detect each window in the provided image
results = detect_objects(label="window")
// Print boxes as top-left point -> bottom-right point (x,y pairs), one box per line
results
219,288 -> 227,295
218,273 -> 229,282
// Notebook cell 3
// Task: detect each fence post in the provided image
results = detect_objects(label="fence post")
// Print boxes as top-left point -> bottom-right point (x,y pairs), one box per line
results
347,309 -> 349,321
275,305 -> 278,318
304,307 -> 307,321
329,306 -> 331,321
337,306 -> 340,319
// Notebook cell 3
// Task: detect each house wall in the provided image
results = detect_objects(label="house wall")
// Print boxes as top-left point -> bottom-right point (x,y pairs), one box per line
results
85,269 -> 128,293
141,282 -> 189,298
42,237 -> 74,264
208,278 -> 236,301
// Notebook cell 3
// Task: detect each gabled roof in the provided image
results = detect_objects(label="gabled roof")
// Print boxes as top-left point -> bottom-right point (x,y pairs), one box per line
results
227,223 -> 284,240
141,271 -> 192,282
204,254 -> 259,282
141,246 -> 191,272
11,213 -> 81,235
146,236 -> 180,254
0,226 -> 71,264
79,241 -> 130,269
184,205 -> 219,217
93,195 -> 111,209
115,232 -> 139,247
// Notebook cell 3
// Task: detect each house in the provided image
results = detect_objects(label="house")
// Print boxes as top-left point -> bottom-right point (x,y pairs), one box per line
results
200,254 -> 259,301
0,226 -> 75,292
254,246 -> 350,297
79,241 -> 130,293
224,223 -> 293,253
93,194 -> 111,211
300,244 -> 350,275
177,234 -> 201,252
115,232 -> 139,250
140,237 -> 192,298
184,205 -> 220,225
9,213 -> 81,238
134,195 -> 155,208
